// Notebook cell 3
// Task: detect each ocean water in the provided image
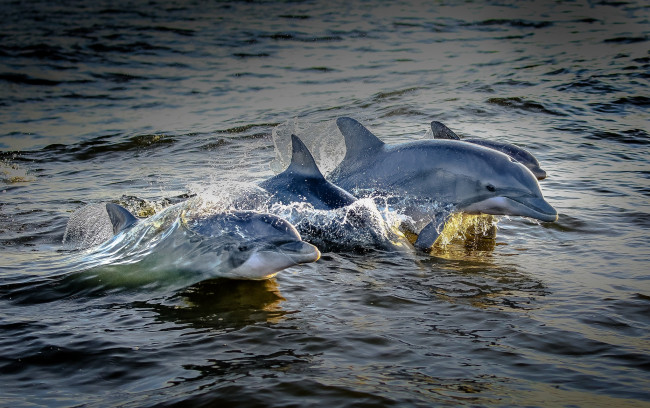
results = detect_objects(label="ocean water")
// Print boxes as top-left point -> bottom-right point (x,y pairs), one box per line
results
1,0 -> 649,406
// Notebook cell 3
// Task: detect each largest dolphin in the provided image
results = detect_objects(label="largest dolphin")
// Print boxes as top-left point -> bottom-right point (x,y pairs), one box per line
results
328,117 -> 558,250
64,201 -> 320,285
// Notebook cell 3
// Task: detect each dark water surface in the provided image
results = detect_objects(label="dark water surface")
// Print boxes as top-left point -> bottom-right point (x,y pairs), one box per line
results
1,0 -> 649,406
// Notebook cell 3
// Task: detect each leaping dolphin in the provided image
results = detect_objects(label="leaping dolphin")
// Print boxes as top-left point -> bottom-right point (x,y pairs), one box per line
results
64,201 -> 320,284
329,117 -> 558,251
430,121 -> 547,180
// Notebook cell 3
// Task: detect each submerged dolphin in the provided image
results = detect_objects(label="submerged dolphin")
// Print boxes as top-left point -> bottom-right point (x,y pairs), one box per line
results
255,134 -> 404,252
64,201 -> 320,283
259,134 -> 357,210
430,121 -> 547,180
329,117 -> 558,251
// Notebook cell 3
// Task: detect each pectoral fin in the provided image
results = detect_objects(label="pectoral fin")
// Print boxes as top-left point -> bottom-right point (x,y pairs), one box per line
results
414,212 -> 452,251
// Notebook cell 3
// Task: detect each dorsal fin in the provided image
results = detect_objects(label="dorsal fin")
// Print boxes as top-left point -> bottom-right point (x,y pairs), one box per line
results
430,121 -> 461,140
336,117 -> 384,161
105,203 -> 138,234
285,134 -> 325,178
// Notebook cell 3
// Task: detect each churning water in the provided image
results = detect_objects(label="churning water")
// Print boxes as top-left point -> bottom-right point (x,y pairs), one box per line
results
1,0 -> 649,406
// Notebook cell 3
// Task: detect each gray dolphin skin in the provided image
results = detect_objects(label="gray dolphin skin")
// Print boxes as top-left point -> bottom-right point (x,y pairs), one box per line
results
65,202 -> 320,282
329,117 -> 558,250
259,134 -> 357,210
430,121 -> 547,180
257,135 -> 403,252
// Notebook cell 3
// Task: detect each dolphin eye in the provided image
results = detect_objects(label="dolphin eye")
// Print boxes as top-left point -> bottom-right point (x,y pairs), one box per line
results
486,184 -> 496,192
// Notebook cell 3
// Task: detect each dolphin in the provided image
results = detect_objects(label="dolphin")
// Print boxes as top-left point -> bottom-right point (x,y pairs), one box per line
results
329,117 -> 558,251
430,121 -> 547,180
64,201 -> 320,283
255,134 -> 404,252
259,134 -> 357,210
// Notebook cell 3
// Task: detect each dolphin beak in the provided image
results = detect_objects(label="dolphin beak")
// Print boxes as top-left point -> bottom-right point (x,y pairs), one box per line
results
533,168 -> 547,181
508,196 -> 558,222
278,241 -> 321,264
464,196 -> 558,222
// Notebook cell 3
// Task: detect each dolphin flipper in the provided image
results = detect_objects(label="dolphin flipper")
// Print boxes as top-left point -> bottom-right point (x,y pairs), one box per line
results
336,117 -> 385,161
430,121 -> 461,140
414,211 -> 452,251
106,203 -> 139,234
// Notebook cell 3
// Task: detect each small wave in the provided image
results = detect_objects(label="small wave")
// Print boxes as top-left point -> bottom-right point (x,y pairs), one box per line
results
301,66 -> 338,73
378,106 -> 427,118
472,19 -> 553,29
260,31 -> 343,42
590,96 -> 650,114
585,129 -> 649,145
5,43 -> 71,61
216,123 -> 279,135
278,14 -> 311,20
0,73 -> 61,86
603,36 -> 648,44
147,25 -> 195,37
91,72 -> 147,83
232,52 -> 271,58
486,97 -> 567,116
554,78 -> 619,94
42,133 -> 176,161
372,87 -> 423,101
86,41 -> 172,54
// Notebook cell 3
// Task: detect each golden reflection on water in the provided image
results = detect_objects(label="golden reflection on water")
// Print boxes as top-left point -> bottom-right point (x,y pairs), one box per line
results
177,278 -> 288,325
403,213 -> 500,259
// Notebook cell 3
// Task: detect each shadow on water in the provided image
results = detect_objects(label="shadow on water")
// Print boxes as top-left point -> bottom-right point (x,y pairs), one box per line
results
0,274 -> 294,406
418,253 -> 549,311
404,218 -> 550,311
134,278 -> 288,331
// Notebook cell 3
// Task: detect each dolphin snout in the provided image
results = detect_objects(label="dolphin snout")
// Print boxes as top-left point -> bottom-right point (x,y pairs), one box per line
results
517,196 -> 558,222
533,168 -> 547,181
279,241 -> 321,263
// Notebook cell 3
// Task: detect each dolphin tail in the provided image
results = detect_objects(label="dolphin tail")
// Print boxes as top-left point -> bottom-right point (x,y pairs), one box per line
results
430,121 -> 461,140
106,203 -> 139,234
336,117 -> 385,162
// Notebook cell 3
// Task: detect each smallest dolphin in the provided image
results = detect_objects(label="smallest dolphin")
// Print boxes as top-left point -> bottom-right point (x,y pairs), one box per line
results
430,121 -> 547,180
